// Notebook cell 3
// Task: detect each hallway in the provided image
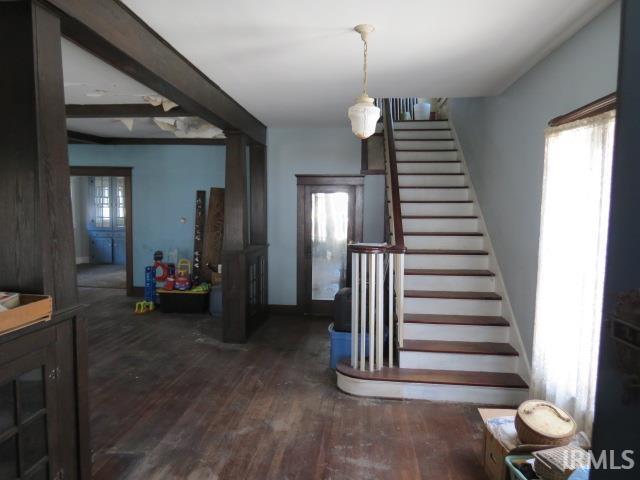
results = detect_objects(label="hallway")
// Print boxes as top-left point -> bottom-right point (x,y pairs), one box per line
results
83,290 -> 488,479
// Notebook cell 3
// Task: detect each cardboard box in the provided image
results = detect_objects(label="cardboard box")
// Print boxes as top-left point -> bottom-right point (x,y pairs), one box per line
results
0,294 -> 52,335
479,409 -> 517,480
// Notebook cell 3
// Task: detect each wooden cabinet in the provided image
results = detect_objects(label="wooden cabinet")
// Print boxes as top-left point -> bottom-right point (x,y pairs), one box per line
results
0,307 -> 88,480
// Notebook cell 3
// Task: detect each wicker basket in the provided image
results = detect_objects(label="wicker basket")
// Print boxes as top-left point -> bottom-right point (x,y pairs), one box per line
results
515,400 -> 576,446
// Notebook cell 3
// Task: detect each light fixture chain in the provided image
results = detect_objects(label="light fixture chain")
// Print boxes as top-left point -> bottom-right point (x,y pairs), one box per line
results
363,38 -> 368,96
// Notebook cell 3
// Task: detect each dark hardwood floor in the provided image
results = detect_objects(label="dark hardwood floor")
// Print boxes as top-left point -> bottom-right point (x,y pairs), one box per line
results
82,288 -> 488,479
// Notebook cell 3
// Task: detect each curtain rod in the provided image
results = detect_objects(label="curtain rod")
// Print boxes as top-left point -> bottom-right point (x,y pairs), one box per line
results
548,92 -> 617,127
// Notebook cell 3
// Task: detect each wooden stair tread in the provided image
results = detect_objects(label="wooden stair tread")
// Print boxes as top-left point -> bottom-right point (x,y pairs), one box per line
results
397,200 -> 473,204
396,149 -> 458,152
402,215 -> 477,219
396,138 -> 453,141
405,268 -> 494,276
404,232 -> 483,236
405,290 -> 502,300
337,361 -> 527,389
397,173 -> 464,176
396,160 -> 461,164
394,128 -> 452,132
406,249 -> 488,255
400,340 -> 519,356
399,186 -> 468,189
404,313 -> 508,326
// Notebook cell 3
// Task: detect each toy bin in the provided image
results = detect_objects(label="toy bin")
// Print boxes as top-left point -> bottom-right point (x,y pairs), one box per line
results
505,455 -> 536,480
328,322 -> 369,369
158,289 -> 209,314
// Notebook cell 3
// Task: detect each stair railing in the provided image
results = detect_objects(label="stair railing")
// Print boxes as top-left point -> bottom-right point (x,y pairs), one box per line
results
348,98 -> 406,372
374,97 -> 419,121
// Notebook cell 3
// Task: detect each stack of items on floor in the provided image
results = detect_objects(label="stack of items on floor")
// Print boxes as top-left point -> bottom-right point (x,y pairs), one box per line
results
480,400 -> 591,480
135,188 -> 225,315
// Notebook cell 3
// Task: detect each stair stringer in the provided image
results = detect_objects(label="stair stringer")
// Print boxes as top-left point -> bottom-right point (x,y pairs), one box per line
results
448,120 -> 532,386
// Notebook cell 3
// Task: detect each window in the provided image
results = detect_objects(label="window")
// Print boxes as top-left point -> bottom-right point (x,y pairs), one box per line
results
532,110 -> 616,437
93,176 -> 112,228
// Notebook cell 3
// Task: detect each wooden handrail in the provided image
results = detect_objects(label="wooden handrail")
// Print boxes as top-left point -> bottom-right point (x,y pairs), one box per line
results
548,92 -> 617,127
383,98 -> 406,251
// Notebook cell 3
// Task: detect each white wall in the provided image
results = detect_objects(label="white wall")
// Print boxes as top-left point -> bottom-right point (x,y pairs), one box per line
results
267,127 -> 385,305
449,1 -> 621,358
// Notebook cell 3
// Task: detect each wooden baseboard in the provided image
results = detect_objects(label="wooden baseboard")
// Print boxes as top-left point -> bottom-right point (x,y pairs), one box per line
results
131,287 -> 145,297
268,304 -> 303,316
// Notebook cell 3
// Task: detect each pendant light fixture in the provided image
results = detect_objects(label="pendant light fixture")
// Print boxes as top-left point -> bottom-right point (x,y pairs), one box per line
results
348,24 -> 380,139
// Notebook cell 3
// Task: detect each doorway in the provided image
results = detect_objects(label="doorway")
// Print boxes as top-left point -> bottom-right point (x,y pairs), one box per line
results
297,175 -> 363,315
70,166 -> 133,295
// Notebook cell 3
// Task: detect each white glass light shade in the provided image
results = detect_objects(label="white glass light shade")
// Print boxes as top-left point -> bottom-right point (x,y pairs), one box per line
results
348,95 -> 380,139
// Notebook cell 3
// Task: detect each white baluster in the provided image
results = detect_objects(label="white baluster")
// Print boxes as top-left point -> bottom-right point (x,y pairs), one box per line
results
360,253 -> 367,371
388,253 -> 394,367
397,253 -> 405,348
351,252 -> 359,369
376,253 -> 384,369
368,253 -> 376,372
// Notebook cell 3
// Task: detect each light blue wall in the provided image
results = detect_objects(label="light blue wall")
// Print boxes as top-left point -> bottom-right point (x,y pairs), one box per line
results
69,144 -> 225,286
267,127 -> 385,305
449,1 -> 621,358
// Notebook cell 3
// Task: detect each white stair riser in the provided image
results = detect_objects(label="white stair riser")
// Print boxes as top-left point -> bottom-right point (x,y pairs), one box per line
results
400,203 -> 473,216
403,218 -> 479,232
396,140 -> 456,150
394,130 -> 453,140
398,175 -> 465,187
404,274 -> 494,291
399,351 -> 518,373
337,373 -> 529,405
400,188 -> 469,201
397,162 -> 461,174
394,121 -> 449,130
397,151 -> 459,161
404,297 -> 502,316
405,254 -> 489,269
404,323 -> 509,342
404,235 -> 484,250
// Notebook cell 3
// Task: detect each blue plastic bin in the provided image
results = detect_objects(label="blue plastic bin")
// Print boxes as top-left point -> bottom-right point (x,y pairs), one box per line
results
328,323 -> 369,369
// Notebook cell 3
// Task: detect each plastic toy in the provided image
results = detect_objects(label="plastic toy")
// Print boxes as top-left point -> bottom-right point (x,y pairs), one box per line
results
144,266 -> 156,302
153,250 -> 169,282
134,300 -> 155,314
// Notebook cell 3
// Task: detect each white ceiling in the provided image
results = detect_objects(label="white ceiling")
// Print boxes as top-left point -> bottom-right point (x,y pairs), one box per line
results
118,0 -> 613,126
62,38 -> 159,105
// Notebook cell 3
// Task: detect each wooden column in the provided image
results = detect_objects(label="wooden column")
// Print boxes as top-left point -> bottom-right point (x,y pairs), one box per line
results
0,2 -> 90,479
0,0 -> 77,309
222,131 -> 249,342
249,143 -> 268,245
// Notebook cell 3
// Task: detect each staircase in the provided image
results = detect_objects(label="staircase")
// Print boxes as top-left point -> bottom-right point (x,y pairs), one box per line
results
336,111 -> 530,406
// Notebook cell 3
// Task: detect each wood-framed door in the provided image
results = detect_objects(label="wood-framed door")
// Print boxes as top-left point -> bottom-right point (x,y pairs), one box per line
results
297,175 -> 363,315
70,166 -> 134,296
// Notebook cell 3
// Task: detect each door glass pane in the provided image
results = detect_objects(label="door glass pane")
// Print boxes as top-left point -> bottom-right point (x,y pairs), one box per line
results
93,176 -> 112,228
0,381 -> 15,432
115,177 -> 125,228
20,415 -> 47,471
311,192 -> 349,300
0,436 -> 18,479
18,369 -> 44,419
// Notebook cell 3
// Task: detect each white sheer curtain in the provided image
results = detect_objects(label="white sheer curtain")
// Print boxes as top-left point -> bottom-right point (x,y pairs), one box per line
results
531,110 -> 616,438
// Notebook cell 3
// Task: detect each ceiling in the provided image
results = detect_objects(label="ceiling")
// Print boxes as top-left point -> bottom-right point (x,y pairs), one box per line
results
62,0 -> 614,130
118,0 -> 613,126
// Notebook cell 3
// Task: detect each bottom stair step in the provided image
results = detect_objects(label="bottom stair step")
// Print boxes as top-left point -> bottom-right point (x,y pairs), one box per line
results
336,361 -> 529,405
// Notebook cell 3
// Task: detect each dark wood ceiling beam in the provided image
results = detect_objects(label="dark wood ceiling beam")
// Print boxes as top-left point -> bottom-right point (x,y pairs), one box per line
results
66,103 -> 191,118
66,130 -> 225,145
46,0 -> 266,144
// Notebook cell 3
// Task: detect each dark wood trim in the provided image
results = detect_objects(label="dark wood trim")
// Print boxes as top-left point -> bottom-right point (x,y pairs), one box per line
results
132,286 -> 145,297
249,143 -> 267,245
69,166 -> 134,296
296,178 -> 364,314
268,304 -> 304,316
67,130 -> 226,146
45,0 -> 266,144
361,169 -> 385,175
67,130 -> 106,144
383,98 -> 405,250
66,103 -> 190,118
548,92 -> 617,127
360,139 -> 368,173
296,174 -> 365,186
